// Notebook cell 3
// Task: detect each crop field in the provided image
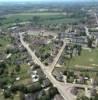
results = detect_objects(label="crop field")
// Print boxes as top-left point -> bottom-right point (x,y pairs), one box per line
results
0,12 -> 82,28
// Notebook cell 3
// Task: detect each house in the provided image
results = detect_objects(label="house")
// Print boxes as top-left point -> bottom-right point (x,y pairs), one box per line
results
32,39 -> 46,45
76,76 -> 85,84
57,33 -> 65,39
52,68 -> 65,82
91,32 -> 98,46
8,26 -> 20,34
41,78 -> 52,88
71,36 -> 88,46
90,88 -> 97,97
86,88 -> 97,98
75,26 -> 86,36
37,68 -> 46,80
46,56 -> 54,64
31,70 -> 39,82
65,32 -> 77,39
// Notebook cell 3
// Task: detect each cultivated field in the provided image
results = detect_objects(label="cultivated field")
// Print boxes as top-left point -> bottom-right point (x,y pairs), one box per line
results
0,12 -> 82,28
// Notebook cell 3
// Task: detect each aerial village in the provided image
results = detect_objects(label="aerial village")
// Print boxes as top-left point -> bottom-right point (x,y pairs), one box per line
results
0,3 -> 98,100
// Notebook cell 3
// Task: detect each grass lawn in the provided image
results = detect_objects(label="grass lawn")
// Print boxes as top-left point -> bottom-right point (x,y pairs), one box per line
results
66,48 -> 98,68
40,18 -> 81,25
5,12 -> 64,17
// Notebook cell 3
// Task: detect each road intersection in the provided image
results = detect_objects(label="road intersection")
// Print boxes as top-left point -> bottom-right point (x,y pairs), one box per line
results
19,33 -> 98,100
19,33 -> 75,100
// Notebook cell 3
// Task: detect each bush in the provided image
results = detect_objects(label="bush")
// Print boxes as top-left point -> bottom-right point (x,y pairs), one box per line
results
3,90 -> 12,98
48,87 -> 58,98
28,82 -> 42,93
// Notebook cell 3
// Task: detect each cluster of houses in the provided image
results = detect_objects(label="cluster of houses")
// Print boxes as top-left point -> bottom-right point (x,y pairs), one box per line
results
0,27 -> 66,100
58,26 -> 88,47
86,10 -> 98,27
52,67 -> 98,99
89,31 -> 98,47
71,86 -> 97,99
24,34 -> 63,65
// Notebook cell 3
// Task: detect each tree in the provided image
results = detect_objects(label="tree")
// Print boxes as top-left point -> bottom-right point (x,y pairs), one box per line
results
15,64 -> 21,72
3,90 -> 12,99
87,36 -> 95,48
0,22 -> 2,26
15,18 -> 21,24
44,62 -> 48,66
77,96 -> 89,100
37,90 -> 50,100
18,84 -> 28,93
0,78 -> 7,89
28,83 -> 42,93
33,64 -> 40,70
37,95 -> 50,100
10,85 -> 18,94
31,16 -> 40,25
87,37 -> 93,48
93,94 -> 98,100
60,23 -> 67,32
76,45 -> 82,56
48,87 -> 58,98
0,62 -> 6,75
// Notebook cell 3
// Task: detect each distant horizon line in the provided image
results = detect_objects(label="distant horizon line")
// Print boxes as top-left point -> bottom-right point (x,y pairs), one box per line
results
0,0 -> 98,3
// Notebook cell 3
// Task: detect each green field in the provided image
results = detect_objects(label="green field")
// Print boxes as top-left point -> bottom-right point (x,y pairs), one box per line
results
0,35 -> 11,51
5,12 -> 64,17
0,12 -> 82,28
66,49 -> 98,68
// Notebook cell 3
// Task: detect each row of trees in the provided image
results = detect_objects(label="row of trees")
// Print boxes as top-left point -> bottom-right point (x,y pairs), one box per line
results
65,44 -> 82,59
3,83 -> 58,100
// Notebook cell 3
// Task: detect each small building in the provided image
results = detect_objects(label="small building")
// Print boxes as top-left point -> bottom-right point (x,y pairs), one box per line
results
32,37 -> 48,46
76,76 -> 85,84
92,32 -> 98,46
65,32 -> 77,39
52,68 -> 65,82
57,33 -> 65,39
25,92 -> 38,100
41,78 -> 52,88
71,36 -> 88,47
37,68 -> 46,80
31,74 -> 39,82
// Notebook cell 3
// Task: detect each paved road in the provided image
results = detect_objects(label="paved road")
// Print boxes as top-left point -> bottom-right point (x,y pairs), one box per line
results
84,26 -> 92,39
85,26 -> 90,36
19,33 -> 75,100
48,41 -> 66,72
94,12 -> 98,24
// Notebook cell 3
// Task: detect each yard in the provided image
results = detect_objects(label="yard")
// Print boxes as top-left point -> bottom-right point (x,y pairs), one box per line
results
65,48 -> 98,68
